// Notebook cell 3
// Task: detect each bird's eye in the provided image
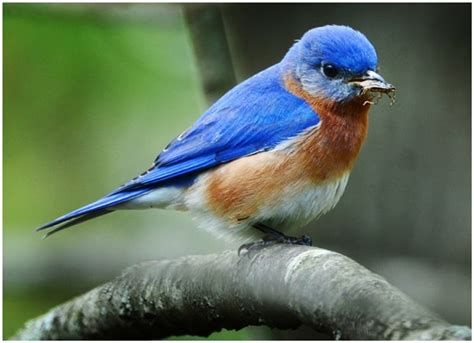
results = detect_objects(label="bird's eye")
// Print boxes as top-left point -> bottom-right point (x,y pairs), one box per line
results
321,64 -> 339,78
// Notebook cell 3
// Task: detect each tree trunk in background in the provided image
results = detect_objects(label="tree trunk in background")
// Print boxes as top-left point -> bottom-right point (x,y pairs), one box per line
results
183,4 -> 236,105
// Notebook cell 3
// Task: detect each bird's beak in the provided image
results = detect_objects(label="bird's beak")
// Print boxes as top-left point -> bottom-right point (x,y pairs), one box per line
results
349,70 -> 395,95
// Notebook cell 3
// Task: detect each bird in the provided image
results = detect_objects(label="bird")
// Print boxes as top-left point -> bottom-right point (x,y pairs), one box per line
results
37,25 -> 395,252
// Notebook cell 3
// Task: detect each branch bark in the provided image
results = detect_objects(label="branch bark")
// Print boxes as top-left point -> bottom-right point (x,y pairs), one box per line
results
12,245 -> 471,340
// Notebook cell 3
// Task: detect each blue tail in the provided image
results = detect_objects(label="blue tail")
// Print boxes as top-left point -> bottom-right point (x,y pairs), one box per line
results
37,187 -> 152,238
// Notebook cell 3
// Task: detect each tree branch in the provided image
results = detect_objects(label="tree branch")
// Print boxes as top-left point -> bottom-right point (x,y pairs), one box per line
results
12,245 -> 471,340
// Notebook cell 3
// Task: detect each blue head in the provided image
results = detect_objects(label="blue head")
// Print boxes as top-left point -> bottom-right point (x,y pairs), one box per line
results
282,25 -> 393,102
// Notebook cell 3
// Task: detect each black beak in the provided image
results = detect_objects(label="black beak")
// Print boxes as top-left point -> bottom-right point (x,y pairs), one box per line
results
349,70 -> 395,94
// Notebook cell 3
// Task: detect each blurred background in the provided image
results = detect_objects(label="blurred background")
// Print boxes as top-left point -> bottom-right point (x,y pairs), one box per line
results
4,3 -> 471,339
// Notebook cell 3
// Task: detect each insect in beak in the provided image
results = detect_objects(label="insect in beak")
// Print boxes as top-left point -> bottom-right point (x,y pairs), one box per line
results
349,70 -> 396,106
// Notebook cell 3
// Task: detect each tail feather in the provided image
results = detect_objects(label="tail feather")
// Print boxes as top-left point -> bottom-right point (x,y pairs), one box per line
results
37,187 -> 152,236
41,210 -> 114,239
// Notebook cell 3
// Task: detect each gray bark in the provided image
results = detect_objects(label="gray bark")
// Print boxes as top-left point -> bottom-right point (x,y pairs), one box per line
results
183,4 -> 237,104
12,245 -> 470,340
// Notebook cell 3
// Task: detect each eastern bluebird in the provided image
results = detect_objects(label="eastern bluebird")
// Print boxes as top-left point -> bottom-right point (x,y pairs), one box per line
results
38,25 -> 394,251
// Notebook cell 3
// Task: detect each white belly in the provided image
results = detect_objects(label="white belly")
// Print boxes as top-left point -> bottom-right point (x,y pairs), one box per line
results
183,171 -> 351,242
255,172 -> 350,232
118,172 -> 350,243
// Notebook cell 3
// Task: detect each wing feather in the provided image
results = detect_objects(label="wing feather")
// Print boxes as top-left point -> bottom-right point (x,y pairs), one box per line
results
114,64 -> 319,193
38,64 -> 320,233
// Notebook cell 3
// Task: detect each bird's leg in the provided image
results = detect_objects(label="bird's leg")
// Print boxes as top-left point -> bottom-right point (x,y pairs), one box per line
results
254,223 -> 313,245
238,222 -> 312,256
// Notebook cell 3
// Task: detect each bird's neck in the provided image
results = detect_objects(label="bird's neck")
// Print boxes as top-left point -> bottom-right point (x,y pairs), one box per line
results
284,74 -> 370,181
283,74 -> 371,117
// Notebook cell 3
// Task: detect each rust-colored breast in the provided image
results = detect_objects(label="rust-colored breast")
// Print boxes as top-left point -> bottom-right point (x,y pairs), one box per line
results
284,75 -> 370,182
201,76 -> 371,222
203,151 -> 294,221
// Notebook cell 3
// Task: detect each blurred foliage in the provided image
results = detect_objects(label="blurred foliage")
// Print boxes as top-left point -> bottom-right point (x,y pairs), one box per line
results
4,3 -> 203,230
3,4 -> 267,339
3,3 -> 470,339
4,289 -> 74,339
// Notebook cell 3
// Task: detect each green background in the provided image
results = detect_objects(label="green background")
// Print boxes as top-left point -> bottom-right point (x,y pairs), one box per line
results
4,3 -> 471,339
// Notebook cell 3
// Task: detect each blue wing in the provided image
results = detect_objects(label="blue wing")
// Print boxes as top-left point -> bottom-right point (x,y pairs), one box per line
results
112,64 -> 319,193
38,64 -> 320,235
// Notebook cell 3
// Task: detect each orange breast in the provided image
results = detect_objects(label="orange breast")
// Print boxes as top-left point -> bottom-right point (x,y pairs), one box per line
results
203,150 -> 297,222
201,76 -> 371,222
284,75 -> 370,182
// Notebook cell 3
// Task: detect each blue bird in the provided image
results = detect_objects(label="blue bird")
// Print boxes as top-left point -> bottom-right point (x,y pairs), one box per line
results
38,25 -> 394,250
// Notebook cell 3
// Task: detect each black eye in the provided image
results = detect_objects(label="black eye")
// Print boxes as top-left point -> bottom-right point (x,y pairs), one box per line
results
321,64 -> 339,78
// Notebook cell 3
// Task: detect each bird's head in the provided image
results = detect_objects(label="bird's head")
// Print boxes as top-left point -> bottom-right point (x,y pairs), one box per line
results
282,25 -> 395,104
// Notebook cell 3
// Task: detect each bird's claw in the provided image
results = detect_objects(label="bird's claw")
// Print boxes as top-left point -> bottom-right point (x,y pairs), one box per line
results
238,233 -> 313,256
237,238 -> 277,256
295,234 -> 313,246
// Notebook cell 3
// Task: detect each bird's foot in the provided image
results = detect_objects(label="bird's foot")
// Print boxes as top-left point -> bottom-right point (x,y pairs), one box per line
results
238,233 -> 313,256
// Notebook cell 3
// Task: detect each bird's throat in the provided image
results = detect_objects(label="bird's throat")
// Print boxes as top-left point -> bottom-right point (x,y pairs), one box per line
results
283,74 -> 370,119
284,74 -> 370,181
